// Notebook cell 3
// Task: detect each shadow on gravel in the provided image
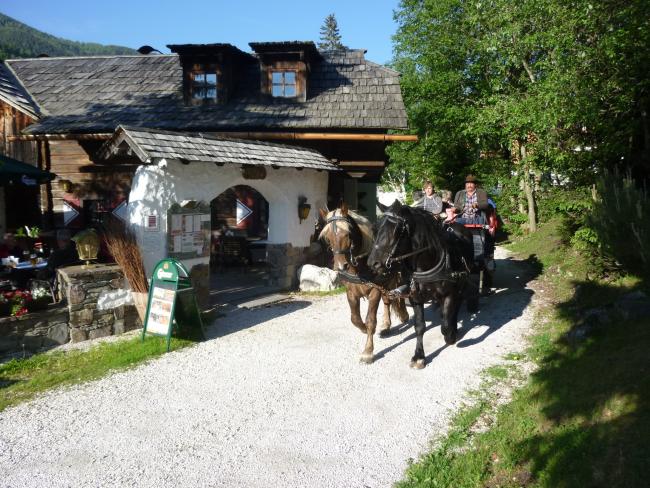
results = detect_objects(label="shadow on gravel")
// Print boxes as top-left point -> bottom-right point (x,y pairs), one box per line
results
373,254 -> 542,364
203,300 -> 312,339
455,254 -> 540,349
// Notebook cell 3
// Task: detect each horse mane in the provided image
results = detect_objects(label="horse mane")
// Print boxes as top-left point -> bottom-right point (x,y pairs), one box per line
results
319,208 -> 374,256
395,204 -> 447,254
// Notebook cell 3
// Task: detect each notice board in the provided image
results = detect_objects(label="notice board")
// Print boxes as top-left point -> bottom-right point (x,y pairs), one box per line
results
167,202 -> 211,260
142,258 -> 205,351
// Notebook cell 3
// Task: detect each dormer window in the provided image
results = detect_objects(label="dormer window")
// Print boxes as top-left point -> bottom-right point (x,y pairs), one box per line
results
168,44 -> 257,106
189,64 -> 219,103
191,70 -> 218,101
250,42 -> 323,103
271,71 -> 296,98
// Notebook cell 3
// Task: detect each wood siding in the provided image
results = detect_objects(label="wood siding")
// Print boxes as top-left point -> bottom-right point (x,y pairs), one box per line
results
48,140 -> 136,226
0,100 -> 38,163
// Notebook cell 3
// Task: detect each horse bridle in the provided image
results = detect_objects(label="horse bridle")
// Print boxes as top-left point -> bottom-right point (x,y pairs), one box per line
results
325,214 -> 365,267
378,212 -> 435,269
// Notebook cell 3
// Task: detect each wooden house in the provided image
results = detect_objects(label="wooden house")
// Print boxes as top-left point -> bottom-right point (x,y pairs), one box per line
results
0,41 -> 414,294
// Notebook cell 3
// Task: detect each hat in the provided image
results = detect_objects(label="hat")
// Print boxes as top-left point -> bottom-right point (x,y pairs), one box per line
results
464,174 -> 478,183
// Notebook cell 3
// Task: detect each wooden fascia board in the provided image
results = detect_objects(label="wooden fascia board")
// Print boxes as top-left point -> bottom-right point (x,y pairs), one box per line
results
11,131 -> 418,143
3,61 -> 47,118
0,94 -> 39,120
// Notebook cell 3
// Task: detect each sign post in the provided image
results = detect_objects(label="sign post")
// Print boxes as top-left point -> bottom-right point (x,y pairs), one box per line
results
141,258 -> 205,351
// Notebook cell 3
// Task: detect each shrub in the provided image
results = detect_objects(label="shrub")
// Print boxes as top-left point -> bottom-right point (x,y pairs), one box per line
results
588,171 -> 650,279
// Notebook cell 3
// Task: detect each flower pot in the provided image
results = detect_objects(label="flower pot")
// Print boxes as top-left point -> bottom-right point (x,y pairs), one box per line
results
26,297 -> 49,313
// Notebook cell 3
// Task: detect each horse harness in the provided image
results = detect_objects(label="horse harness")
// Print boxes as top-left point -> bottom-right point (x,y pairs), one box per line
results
379,212 -> 471,286
325,214 -> 366,267
325,214 -> 396,296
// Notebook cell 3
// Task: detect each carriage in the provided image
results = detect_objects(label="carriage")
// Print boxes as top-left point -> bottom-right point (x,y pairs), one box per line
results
460,222 -> 494,296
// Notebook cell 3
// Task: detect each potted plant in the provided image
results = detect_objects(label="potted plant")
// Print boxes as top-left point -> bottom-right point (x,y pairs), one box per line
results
3,290 -> 32,317
27,287 -> 51,312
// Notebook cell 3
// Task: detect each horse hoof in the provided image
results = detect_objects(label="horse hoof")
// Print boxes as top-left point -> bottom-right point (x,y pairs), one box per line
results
379,328 -> 391,338
409,359 -> 425,369
359,354 -> 374,364
444,333 -> 457,345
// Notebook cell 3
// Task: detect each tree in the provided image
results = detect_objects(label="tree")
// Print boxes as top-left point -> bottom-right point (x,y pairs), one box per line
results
390,0 -> 650,232
318,14 -> 346,51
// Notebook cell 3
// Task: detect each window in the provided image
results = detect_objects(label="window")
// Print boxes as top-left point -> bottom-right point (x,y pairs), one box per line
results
271,71 -> 296,98
191,71 -> 218,101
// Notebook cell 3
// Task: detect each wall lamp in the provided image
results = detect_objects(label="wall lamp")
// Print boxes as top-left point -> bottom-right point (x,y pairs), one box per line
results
58,179 -> 74,193
298,196 -> 311,223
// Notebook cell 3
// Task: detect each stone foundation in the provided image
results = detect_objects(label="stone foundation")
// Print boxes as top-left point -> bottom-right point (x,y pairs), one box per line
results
265,243 -> 310,289
189,263 -> 210,309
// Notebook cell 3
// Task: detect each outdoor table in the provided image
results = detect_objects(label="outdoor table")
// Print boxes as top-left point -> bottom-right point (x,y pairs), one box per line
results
9,260 -> 48,289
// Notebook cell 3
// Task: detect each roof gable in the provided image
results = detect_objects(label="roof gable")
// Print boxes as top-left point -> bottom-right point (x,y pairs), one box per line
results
97,125 -> 340,172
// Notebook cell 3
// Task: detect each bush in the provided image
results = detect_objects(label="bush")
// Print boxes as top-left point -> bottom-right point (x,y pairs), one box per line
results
588,171 -> 650,279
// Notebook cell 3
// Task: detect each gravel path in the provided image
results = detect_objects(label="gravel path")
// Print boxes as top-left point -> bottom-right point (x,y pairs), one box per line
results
0,248 -> 538,488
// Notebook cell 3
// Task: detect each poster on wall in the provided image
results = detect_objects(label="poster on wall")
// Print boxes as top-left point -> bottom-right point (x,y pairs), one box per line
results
167,201 -> 211,260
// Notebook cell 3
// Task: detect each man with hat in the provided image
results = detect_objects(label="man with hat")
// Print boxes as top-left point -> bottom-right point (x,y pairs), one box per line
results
453,174 -> 488,224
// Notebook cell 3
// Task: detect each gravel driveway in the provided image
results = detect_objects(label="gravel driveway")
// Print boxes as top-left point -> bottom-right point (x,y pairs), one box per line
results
0,248 -> 538,488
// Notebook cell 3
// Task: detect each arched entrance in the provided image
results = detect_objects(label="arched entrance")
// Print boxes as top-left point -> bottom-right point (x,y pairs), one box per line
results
209,185 -> 272,303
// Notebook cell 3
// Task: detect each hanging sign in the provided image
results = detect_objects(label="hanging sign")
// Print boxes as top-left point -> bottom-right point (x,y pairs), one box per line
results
112,200 -> 129,222
62,201 -> 80,227
236,199 -> 253,225
141,258 -> 205,351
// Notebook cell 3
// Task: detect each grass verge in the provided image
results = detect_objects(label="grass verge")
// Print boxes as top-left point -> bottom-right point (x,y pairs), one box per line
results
397,219 -> 650,487
0,335 -> 194,412
294,286 -> 347,297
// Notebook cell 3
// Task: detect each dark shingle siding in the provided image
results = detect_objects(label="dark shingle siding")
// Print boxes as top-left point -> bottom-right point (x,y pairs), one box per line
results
7,50 -> 408,134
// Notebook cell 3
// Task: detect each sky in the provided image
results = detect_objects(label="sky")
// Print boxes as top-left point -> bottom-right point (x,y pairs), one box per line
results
1,0 -> 402,64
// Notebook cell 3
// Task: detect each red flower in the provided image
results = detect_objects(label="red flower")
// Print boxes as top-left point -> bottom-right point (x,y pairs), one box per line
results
14,307 -> 28,317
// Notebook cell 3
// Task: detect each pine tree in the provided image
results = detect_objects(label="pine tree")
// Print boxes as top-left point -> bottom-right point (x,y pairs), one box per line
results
318,14 -> 345,51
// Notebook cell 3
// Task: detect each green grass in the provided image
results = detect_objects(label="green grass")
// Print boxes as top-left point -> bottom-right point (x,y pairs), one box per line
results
397,220 -> 650,487
0,335 -> 194,412
294,286 -> 347,297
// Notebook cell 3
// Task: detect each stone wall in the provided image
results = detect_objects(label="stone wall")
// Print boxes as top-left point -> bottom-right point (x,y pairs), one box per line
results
0,305 -> 69,355
58,264 -> 142,343
0,264 -> 144,357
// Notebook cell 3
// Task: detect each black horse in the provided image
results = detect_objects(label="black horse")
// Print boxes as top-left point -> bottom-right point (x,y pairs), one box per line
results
368,200 -> 478,369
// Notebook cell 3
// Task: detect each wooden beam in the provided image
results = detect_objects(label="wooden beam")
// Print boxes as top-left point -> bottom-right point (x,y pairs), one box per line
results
208,132 -> 418,142
10,131 -> 419,143
338,161 -> 385,167
8,133 -> 112,142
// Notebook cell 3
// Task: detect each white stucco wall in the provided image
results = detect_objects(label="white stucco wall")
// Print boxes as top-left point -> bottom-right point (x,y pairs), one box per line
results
127,158 -> 329,274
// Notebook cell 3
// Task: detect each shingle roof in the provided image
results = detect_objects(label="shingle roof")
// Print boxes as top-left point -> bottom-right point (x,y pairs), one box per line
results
4,49 -> 407,135
97,125 -> 340,172
0,63 -> 40,118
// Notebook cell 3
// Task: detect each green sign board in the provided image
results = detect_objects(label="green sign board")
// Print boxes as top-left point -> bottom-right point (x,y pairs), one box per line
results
141,258 -> 205,351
